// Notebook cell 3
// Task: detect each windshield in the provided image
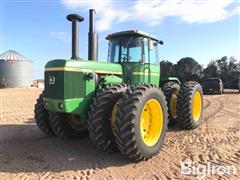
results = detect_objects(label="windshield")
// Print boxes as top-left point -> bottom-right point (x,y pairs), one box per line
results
108,37 -> 143,63
108,37 -> 159,64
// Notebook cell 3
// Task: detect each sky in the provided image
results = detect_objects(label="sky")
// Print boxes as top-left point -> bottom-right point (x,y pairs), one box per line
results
0,0 -> 239,79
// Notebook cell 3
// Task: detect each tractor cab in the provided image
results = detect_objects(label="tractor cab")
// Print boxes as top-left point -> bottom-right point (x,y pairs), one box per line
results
106,30 -> 163,64
106,30 -> 164,84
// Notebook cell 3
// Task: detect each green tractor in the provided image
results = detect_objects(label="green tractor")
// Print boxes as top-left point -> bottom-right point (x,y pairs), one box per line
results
34,9 -> 204,161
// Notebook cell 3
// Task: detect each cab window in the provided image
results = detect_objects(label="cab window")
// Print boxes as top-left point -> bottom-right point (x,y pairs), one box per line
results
120,38 -> 142,62
149,40 -> 159,64
143,38 -> 149,63
108,40 -> 120,63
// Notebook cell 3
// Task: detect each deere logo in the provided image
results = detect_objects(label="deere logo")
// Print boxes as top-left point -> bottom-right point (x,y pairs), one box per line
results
49,76 -> 55,85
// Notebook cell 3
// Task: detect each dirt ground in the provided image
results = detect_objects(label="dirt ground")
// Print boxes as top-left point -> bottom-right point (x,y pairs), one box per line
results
0,88 -> 239,180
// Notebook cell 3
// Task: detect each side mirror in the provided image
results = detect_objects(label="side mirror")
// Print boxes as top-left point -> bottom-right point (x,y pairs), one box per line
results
159,40 -> 164,45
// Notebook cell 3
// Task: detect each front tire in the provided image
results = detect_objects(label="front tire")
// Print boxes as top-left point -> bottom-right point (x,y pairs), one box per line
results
115,84 -> 168,161
87,84 -> 129,151
177,81 -> 204,129
49,112 -> 88,140
34,93 -> 53,135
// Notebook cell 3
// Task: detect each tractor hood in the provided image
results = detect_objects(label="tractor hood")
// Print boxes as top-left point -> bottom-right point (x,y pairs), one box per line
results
43,59 -> 123,117
45,59 -> 122,75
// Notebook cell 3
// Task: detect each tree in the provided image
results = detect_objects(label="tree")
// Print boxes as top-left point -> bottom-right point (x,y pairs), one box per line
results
160,56 -> 239,88
175,57 -> 202,81
203,60 -> 219,79
227,56 -> 239,88
216,56 -> 229,83
203,56 -> 240,88
160,60 -> 175,77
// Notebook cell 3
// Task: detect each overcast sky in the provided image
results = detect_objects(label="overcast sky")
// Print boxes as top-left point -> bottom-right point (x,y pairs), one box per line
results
1,0 -> 239,78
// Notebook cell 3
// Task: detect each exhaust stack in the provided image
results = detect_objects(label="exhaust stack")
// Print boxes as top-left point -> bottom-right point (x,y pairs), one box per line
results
88,9 -> 98,61
66,14 -> 84,60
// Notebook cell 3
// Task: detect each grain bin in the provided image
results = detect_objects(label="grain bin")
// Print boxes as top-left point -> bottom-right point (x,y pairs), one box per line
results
0,50 -> 33,88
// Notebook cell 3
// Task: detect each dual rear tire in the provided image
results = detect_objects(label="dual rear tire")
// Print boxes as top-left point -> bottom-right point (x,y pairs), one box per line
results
177,81 -> 203,129
162,82 -> 180,126
115,84 -> 169,161
163,81 -> 204,129
87,84 -> 169,161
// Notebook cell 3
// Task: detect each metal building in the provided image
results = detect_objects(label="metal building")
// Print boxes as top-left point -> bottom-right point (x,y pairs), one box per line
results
0,50 -> 33,88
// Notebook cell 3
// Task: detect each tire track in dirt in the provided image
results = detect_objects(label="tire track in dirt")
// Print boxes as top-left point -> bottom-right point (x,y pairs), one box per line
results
217,98 -> 240,119
165,130 -> 240,173
177,94 -> 240,175
204,98 -> 211,109
203,97 -> 223,133
203,98 -> 212,133
204,97 -> 224,120
216,95 -> 240,118
179,131 -> 240,177
179,131 -> 240,148
221,95 -> 240,106
222,109 -> 240,119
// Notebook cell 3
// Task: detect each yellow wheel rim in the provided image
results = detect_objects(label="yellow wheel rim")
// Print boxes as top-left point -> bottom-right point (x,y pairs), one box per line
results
192,91 -> 202,122
170,91 -> 178,118
140,99 -> 163,147
68,115 -> 86,131
111,102 -> 118,134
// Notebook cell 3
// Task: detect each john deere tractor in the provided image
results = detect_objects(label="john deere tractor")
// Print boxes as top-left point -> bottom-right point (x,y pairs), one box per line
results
34,9 -> 204,161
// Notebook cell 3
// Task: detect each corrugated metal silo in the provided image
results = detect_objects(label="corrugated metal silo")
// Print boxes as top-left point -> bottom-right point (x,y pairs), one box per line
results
0,50 -> 33,87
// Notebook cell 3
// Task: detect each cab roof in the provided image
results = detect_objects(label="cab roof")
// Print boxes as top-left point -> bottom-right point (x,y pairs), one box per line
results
106,30 -> 160,42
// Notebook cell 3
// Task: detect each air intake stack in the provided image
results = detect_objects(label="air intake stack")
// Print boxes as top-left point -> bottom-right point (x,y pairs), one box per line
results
66,14 -> 84,60
88,9 -> 98,61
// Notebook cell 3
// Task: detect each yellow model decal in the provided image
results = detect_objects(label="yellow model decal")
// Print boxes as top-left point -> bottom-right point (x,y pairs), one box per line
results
132,72 -> 159,76
45,67 -> 122,75
45,67 -> 159,76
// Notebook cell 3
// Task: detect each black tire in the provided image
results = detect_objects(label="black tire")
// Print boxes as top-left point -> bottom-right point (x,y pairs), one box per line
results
49,112 -> 88,140
34,93 -> 53,135
115,84 -> 169,161
87,84 -> 129,151
177,81 -> 204,130
162,81 -> 180,126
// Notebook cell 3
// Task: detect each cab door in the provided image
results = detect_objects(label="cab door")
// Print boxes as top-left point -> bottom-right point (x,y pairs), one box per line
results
143,38 -> 160,85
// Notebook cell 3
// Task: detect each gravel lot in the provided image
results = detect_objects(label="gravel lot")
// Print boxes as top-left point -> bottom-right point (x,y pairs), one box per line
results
0,88 -> 239,179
